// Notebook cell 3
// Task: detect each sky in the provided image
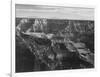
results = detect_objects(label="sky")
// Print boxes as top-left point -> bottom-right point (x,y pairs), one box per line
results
16,4 -> 94,21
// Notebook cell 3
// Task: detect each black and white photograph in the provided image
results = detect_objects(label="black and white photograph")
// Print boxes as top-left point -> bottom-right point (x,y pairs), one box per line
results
15,4 -> 94,73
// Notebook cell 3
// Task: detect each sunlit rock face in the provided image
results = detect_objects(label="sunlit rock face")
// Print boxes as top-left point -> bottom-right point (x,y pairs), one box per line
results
16,18 -> 94,72
32,19 -> 48,33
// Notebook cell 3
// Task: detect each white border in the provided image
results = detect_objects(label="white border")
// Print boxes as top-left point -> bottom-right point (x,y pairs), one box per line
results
11,0 -> 15,76
11,0 -> 95,77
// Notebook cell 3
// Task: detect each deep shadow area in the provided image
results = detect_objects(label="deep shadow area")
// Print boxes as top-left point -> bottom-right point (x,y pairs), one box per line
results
16,38 -> 35,72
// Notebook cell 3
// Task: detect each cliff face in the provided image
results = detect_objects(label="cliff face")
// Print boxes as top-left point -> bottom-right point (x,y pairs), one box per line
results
31,19 -> 48,32
16,18 -> 94,34
16,18 -> 94,72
